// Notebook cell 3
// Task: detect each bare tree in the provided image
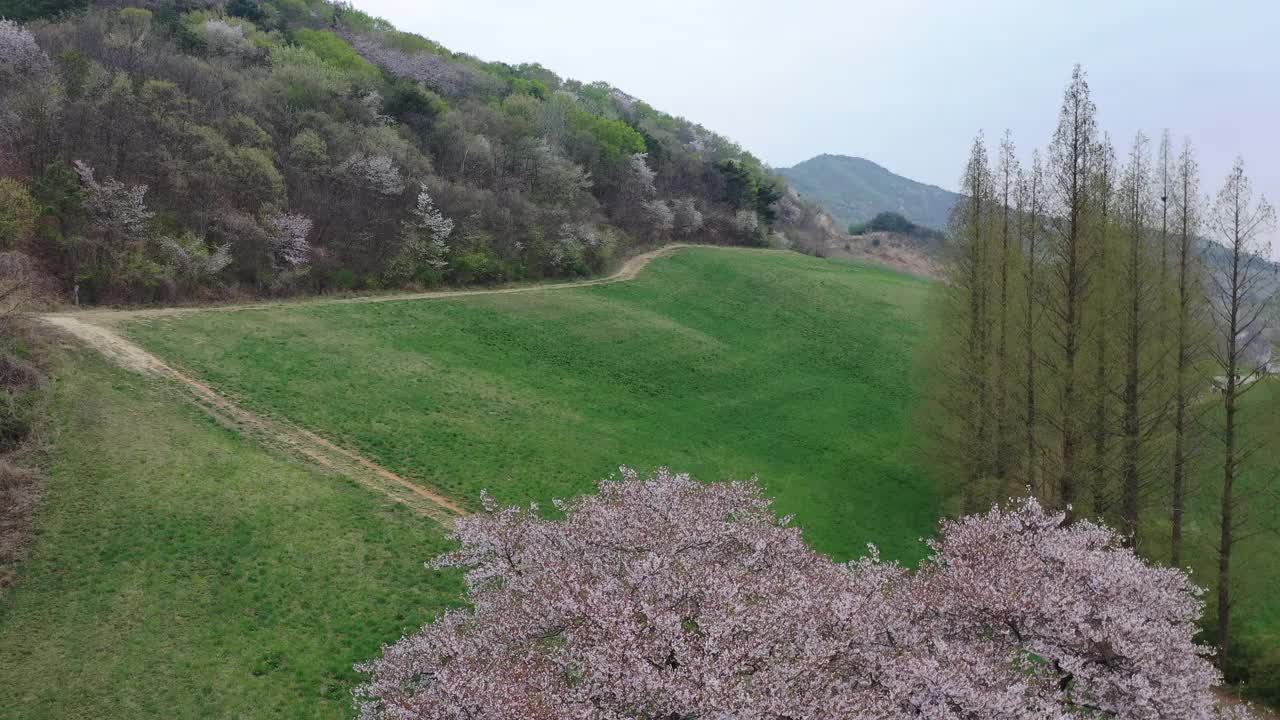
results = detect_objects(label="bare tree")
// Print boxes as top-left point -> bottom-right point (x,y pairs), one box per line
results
1205,157 -> 1276,666
0,252 -> 43,318
1044,66 -> 1099,514
1169,138 -> 1202,568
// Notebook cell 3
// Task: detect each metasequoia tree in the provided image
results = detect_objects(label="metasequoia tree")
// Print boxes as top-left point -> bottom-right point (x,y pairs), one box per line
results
1044,65 -> 1099,514
1118,131 -> 1155,546
356,469 -> 1233,720
1205,158 -> 1276,667
993,132 -> 1020,481
940,133 -> 996,511
1169,138 -> 1203,568
1019,152 -> 1045,495
1088,134 -> 1117,517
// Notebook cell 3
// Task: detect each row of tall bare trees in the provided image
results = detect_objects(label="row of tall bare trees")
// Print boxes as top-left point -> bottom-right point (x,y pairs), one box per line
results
922,65 -> 1277,669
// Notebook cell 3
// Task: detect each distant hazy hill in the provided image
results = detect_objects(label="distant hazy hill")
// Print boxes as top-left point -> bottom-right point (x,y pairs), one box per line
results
778,155 -> 961,231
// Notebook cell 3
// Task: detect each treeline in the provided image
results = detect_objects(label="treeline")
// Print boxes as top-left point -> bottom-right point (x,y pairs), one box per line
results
0,0 -> 814,304
920,65 -> 1278,690
848,211 -> 945,244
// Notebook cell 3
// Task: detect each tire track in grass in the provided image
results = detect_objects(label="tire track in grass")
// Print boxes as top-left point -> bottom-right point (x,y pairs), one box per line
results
38,244 -> 704,522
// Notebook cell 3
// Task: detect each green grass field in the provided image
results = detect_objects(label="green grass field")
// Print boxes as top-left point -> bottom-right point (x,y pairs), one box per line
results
3,247 -> 1275,715
123,248 -> 940,562
0,348 -> 460,719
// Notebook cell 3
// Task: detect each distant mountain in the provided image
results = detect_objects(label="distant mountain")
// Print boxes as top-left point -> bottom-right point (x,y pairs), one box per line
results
778,155 -> 961,232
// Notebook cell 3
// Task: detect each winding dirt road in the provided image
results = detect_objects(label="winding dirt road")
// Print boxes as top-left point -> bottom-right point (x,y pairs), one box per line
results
39,243 -> 695,521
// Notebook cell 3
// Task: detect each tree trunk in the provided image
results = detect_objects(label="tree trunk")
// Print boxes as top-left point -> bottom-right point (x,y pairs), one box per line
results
1218,373 -> 1236,666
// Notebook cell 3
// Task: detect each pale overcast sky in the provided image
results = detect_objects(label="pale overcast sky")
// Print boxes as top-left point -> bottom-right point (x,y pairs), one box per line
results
354,0 -> 1279,245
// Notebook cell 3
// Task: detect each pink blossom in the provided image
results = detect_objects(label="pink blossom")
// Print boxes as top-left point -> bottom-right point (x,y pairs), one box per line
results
355,471 -> 1239,720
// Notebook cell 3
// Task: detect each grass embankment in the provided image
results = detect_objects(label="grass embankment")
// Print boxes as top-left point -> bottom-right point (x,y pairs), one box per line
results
124,248 -> 940,562
0,346 -> 459,719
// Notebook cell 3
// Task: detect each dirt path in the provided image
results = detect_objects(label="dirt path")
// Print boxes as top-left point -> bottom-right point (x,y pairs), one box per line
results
38,243 -> 697,521
55,243 -> 694,325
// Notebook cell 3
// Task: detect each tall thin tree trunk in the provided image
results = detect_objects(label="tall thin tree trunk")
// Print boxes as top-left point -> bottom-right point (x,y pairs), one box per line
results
1122,231 -> 1142,547
997,157 -> 1012,483
966,193 -> 989,514
1170,140 -> 1198,568
1219,343 -> 1237,666
1120,134 -> 1149,549
1091,141 -> 1114,516
1024,155 -> 1043,497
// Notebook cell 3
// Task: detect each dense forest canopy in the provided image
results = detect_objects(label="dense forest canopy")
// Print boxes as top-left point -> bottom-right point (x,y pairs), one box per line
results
0,0 -> 818,303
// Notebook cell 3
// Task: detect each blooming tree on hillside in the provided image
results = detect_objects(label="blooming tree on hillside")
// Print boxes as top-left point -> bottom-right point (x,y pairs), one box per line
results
386,186 -> 453,283
0,19 -> 51,86
74,161 -> 153,244
355,469 -> 1239,720
266,211 -> 313,269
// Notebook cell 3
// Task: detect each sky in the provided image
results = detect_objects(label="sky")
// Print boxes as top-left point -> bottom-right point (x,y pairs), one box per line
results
354,0 -> 1280,248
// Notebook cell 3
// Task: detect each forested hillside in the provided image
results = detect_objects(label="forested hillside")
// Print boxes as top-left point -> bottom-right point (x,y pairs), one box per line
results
778,154 -> 961,231
0,0 -> 822,304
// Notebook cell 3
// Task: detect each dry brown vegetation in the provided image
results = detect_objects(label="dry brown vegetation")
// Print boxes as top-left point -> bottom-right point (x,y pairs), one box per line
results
0,320 -> 47,594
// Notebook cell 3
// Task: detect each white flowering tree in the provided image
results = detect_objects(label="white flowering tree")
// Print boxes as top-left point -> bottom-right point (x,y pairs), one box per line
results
387,186 -> 453,285
339,152 -> 406,197
73,161 -> 155,289
671,197 -> 704,237
163,233 -> 231,293
356,470 -> 1239,720
200,19 -> 255,57
0,19 -> 51,87
265,211 -> 313,269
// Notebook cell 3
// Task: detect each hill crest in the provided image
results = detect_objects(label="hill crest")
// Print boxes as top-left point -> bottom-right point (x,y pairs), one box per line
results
778,154 -> 961,231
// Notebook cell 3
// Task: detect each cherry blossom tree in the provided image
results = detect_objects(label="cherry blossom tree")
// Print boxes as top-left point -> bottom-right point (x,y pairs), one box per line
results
0,20 -> 51,87
671,197 -> 704,237
355,469 -> 1238,720
266,211 -> 314,269
339,153 -> 406,197
74,161 -> 153,243
387,186 -> 453,283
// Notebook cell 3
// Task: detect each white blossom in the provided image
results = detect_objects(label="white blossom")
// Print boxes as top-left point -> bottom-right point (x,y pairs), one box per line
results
395,186 -> 453,273
266,211 -> 313,268
0,20 -> 51,87
339,153 -> 406,196
671,197 -> 704,236
73,161 -> 153,242
200,19 -> 254,57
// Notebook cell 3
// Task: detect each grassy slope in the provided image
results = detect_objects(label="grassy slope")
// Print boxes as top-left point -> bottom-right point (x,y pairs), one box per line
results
3,247 -> 1276,713
125,249 -> 939,562
0,347 -> 459,719
1141,379 -> 1280,701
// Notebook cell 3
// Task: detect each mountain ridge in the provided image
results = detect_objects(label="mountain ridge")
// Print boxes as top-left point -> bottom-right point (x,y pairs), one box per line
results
777,154 -> 961,232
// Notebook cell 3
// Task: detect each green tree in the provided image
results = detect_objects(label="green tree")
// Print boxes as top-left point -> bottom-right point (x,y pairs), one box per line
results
0,178 -> 38,250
